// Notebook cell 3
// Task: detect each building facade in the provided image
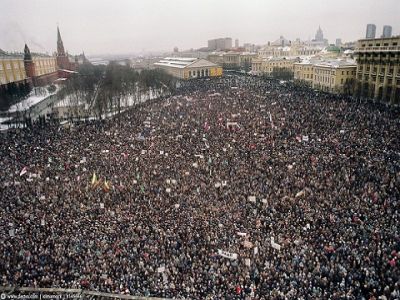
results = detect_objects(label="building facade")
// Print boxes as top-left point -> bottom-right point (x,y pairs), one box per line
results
309,26 -> 329,47
23,44 -> 59,86
251,57 -> 300,76
294,61 -> 315,86
154,57 -> 223,80
366,24 -> 376,39
294,58 -> 357,95
0,57 -> 27,85
312,61 -> 356,94
207,52 -> 257,70
354,37 -> 400,104
258,45 -> 321,58
0,26 -> 80,88
382,26 -> 392,38
208,38 -> 232,51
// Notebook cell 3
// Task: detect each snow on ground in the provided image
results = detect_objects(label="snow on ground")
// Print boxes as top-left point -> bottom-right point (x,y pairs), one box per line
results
0,116 -> 25,131
8,86 -> 59,113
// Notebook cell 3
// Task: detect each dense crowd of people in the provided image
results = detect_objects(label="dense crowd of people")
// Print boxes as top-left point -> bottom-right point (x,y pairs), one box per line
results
0,75 -> 399,299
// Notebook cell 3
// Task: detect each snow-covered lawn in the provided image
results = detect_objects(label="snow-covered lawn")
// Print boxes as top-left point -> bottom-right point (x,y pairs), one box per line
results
8,86 -> 59,113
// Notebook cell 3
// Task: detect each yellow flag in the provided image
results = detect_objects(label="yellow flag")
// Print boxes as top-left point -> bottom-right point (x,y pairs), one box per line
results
91,172 -> 97,185
104,179 -> 110,192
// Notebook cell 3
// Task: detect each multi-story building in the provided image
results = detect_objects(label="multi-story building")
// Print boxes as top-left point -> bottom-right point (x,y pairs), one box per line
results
294,60 -> 317,86
312,61 -> 357,94
354,36 -> 400,104
0,26 -> 79,88
207,52 -> 257,70
0,57 -> 27,85
308,26 -> 329,48
23,44 -> 59,86
251,57 -> 300,76
258,44 -> 321,58
154,57 -> 222,79
382,26 -> 392,38
294,58 -> 357,94
208,38 -> 232,51
366,24 -> 376,39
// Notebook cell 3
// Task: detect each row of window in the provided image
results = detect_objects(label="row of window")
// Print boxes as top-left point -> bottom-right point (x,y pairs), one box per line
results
315,76 -> 335,84
359,66 -> 398,75
360,53 -> 398,58
0,62 -> 24,71
315,69 -> 356,76
188,69 -> 210,77
0,73 -> 23,83
360,75 -> 400,84
361,42 -> 398,47
0,59 -> 56,71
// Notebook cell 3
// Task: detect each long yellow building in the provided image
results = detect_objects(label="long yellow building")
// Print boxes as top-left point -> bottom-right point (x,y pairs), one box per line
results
154,57 -> 222,80
0,57 -> 27,85
294,60 -> 316,86
0,54 -> 58,86
252,57 -> 300,76
294,59 -> 357,94
312,61 -> 356,94
32,56 -> 57,77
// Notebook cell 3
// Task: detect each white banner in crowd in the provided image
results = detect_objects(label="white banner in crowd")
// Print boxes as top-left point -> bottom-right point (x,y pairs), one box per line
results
218,249 -> 238,260
271,237 -> 282,251
248,196 -> 256,203
237,232 -> 247,237
271,242 -> 281,251
245,258 -> 251,267
157,266 -> 165,273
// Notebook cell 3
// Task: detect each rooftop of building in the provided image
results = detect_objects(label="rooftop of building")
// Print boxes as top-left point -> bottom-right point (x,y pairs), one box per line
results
313,59 -> 356,68
0,50 -> 55,60
209,51 -> 257,56
358,36 -> 400,42
154,57 -> 218,69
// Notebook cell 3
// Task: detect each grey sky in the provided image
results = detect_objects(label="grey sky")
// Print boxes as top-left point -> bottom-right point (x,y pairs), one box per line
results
0,0 -> 398,55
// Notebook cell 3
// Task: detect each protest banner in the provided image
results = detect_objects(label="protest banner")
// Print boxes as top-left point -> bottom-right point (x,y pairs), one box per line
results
218,249 -> 238,260
157,266 -> 165,273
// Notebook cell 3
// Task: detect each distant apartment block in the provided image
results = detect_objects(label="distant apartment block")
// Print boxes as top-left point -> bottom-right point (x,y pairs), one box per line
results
207,52 -> 257,70
382,25 -> 392,38
208,38 -> 232,51
366,24 -> 376,39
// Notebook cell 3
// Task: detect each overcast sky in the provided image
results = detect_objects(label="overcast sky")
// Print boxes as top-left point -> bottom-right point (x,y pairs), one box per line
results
0,0 -> 398,56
